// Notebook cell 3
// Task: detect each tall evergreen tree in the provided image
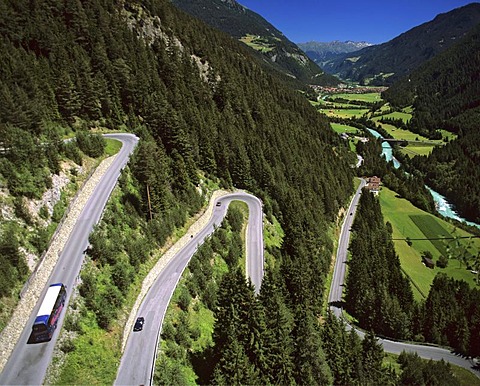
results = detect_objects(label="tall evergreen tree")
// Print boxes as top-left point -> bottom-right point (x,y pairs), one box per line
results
293,307 -> 333,385
258,269 -> 295,385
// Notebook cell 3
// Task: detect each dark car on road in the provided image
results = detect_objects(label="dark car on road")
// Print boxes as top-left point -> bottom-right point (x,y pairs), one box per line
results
133,317 -> 145,332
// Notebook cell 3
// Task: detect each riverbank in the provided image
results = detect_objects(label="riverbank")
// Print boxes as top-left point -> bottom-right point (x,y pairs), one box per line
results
367,127 -> 479,229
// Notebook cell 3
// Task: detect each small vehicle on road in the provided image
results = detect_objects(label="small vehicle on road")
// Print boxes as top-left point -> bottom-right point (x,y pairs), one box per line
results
133,317 -> 145,332
216,201 -> 221,207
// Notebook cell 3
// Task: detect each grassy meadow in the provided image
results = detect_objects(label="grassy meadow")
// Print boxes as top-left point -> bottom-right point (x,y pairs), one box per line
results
333,92 -> 383,103
438,129 -> 457,141
330,123 -> 360,134
323,108 -> 369,119
399,145 -> 436,157
372,120 -> 429,141
330,123 -> 363,152
239,34 -> 275,52
104,138 -> 123,156
369,102 -> 457,157
375,111 -> 412,123
378,187 -> 479,299
371,120 -> 441,156
316,91 -> 384,119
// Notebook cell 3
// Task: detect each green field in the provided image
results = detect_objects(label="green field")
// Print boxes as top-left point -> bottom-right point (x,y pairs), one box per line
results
377,102 -> 391,113
372,120 -> 430,141
333,92 -> 382,103
330,123 -> 360,134
320,93 -> 455,158
239,34 -> 275,52
379,187 -> 479,299
375,111 -> 412,123
104,138 -> 123,156
372,115 -> 446,156
321,108 -> 369,119
400,145 -> 436,157
317,94 -> 371,118
330,123 -> 361,152
318,98 -> 365,109
438,129 -> 457,141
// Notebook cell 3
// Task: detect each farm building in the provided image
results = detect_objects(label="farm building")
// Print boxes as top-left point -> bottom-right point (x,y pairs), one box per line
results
422,256 -> 435,269
366,176 -> 381,194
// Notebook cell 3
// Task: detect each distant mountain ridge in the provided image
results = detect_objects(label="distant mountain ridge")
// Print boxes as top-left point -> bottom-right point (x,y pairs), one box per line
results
170,0 -> 339,86
297,40 -> 373,65
323,3 -> 480,85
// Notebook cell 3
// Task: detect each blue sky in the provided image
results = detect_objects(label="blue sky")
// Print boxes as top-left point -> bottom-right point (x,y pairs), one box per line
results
238,1 -> 477,44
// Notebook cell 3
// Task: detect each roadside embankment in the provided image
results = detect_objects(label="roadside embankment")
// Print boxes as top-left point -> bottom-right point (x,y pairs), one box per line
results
0,156 -> 116,372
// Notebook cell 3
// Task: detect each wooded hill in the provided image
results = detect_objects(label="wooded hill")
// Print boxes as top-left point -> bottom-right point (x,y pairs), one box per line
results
383,22 -> 480,224
323,3 -> 480,85
0,0 -> 359,382
171,0 -> 339,86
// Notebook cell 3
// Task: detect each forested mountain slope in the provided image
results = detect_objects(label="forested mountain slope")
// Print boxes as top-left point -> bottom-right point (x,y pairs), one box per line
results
0,0 -> 356,382
170,0 -> 339,86
323,3 -> 480,85
383,22 -> 480,223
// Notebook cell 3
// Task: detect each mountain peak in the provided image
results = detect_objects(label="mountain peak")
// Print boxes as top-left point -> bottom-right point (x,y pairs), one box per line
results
219,0 -> 245,12
297,40 -> 374,65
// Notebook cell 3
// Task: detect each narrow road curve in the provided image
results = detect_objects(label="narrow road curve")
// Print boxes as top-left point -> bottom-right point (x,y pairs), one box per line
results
329,180 -> 480,378
115,192 -> 264,386
0,133 -> 138,386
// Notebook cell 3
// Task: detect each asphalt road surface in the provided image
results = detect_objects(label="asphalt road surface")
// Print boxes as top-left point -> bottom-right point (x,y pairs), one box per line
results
115,192 -> 263,386
0,133 -> 138,386
329,179 -> 480,378
328,178 -> 365,316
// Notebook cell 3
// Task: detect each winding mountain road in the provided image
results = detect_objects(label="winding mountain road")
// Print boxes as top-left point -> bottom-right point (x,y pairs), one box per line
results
329,179 -> 480,378
115,192 -> 264,386
0,133 -> 138,386
2,130 -> 476,385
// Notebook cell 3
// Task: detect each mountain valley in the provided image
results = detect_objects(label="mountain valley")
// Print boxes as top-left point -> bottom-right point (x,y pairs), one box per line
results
1,0 -> 480,384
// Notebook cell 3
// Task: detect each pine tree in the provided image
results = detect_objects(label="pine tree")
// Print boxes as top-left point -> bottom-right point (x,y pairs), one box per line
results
258,269 -> 295,385
293,307 -> 333,385
55,70 -> 80,123
212,322 -> 261,386
361,332 -> 385,384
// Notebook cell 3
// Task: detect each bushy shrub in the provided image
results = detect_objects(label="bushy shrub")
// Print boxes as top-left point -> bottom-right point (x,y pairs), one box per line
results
436,255 -> 448,268
76,132 -> 106,158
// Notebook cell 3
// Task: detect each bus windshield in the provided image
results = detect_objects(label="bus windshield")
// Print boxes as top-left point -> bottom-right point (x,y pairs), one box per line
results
32,324 -> 47,332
